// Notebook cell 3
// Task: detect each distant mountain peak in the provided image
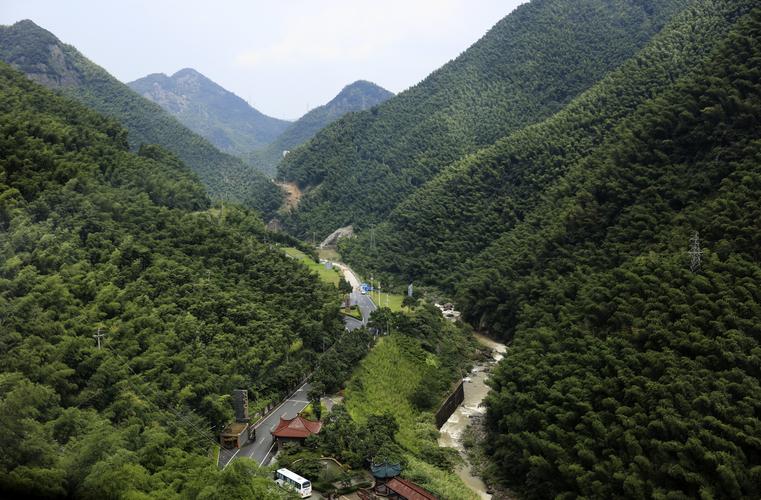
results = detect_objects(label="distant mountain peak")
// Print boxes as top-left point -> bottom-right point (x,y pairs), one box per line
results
0,19 -> 284,216
0,19 -> 83,88
12,19 -> 38,28
173,67 -> 200,77
248,80 -> 393,176
344,79 -> 384,89
6,19 -> 62,45
325,80 -> 394,111
129,68 -> 290,155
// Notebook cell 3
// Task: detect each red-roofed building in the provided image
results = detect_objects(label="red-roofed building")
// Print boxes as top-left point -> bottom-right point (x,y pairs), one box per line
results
382,477 -> 438,500
271,415 -> 322,446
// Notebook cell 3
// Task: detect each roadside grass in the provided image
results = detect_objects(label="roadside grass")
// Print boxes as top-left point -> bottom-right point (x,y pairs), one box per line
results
317,247 -> 341,262
340,305 -> 362,320
283,247 -> 341,286
369,292 -> 406,312
344,334 -> 478,499
344,335 -> 424,452
299,402 -> 328,421
404,456 -> 478,500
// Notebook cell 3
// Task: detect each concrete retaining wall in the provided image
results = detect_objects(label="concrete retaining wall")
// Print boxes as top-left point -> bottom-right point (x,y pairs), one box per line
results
435,380 -> 465,429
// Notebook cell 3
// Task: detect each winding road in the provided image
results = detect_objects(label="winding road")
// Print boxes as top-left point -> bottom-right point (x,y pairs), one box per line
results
218,261 -> 375,468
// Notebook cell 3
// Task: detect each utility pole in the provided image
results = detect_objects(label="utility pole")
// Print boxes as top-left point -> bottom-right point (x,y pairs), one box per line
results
689,231 -> 703,272
370,227 -> 376,251
93,327 -> 105,350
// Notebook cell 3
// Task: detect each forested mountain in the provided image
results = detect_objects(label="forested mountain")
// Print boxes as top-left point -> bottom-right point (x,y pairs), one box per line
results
0,61 -> 342,497
340,0 -> 751,290
277,0 -> 689,238
461,6 -> 761,497
0,20 -> 283,218
128,68 -> 291,157
250,80 -> 393,176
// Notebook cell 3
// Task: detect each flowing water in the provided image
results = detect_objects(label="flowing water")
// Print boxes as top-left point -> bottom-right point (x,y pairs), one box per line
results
438,333 -> 507,499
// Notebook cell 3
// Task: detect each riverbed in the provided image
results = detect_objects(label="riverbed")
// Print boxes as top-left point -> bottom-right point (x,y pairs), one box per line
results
438,333 -> 507,499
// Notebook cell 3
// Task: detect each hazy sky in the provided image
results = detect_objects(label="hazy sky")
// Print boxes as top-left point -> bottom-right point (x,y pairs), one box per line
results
1,1 -> 525,119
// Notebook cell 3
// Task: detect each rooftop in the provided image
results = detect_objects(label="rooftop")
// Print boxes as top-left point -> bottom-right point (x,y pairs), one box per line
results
221,421 -> 248,436
271,415 -> 322,439
386,477 -> 438,500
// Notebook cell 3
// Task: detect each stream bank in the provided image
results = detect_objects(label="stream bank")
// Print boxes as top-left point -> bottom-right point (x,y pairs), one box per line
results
437,333 -> 507,499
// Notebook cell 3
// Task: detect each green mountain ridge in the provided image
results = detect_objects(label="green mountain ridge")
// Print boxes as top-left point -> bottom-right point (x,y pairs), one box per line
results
0,60 -> 340,498
473,6 -> 761,496
128,68 -> 291,157
340,0 -> 750,290
0,19 -> 282,218
249,80 -> 394,176
3,1 -> 761,498
277,0 -> 690,239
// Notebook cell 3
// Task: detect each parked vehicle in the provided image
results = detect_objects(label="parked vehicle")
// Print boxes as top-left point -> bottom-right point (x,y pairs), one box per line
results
275,468 -> 311,498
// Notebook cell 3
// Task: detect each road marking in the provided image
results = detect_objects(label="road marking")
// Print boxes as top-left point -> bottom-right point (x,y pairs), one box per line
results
258,441 -> 278,469
247,442 -> 261,459
221,447 -> 240,470
223,382 -> 316,468
253,381 -> 309,430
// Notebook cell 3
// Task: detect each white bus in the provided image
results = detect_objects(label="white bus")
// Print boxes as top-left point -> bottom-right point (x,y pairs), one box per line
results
275,468 -> 312,498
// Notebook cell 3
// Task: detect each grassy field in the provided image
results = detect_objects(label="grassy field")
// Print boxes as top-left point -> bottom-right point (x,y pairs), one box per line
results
345,335 -> 423,451
283,247 -> 341,286
344,334 -> 477,499
405,456 -> 478,500
317,247 -> 341,262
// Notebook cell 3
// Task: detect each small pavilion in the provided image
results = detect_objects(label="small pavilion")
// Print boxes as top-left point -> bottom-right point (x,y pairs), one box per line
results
271,415 -> 322,447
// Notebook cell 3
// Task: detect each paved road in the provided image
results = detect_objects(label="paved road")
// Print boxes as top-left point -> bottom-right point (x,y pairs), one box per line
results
218,263 -> 376,467
336,261 -> 376,330
353,291 -> 377,323
344,291 -> 377,331
344,316 -> 364,331
218,382 -> 312,468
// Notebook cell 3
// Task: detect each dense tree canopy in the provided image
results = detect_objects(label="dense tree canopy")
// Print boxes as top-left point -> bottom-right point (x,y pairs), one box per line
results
250,80 -> 393,176
3,0 -> 760,497
340,0 -> 754,291
0,62 -> 340,497
277,0 -> 688,239
467,8 -> 761,498
0,20 -> 283,219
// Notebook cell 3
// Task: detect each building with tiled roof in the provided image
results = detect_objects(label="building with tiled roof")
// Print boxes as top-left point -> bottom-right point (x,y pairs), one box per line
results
383,477 -> 438,500
271,415 -> 322,446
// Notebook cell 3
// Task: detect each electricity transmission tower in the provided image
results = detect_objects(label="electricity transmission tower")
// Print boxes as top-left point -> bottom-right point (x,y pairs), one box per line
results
93,327 -> 106,350
689,231 -> 703,272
